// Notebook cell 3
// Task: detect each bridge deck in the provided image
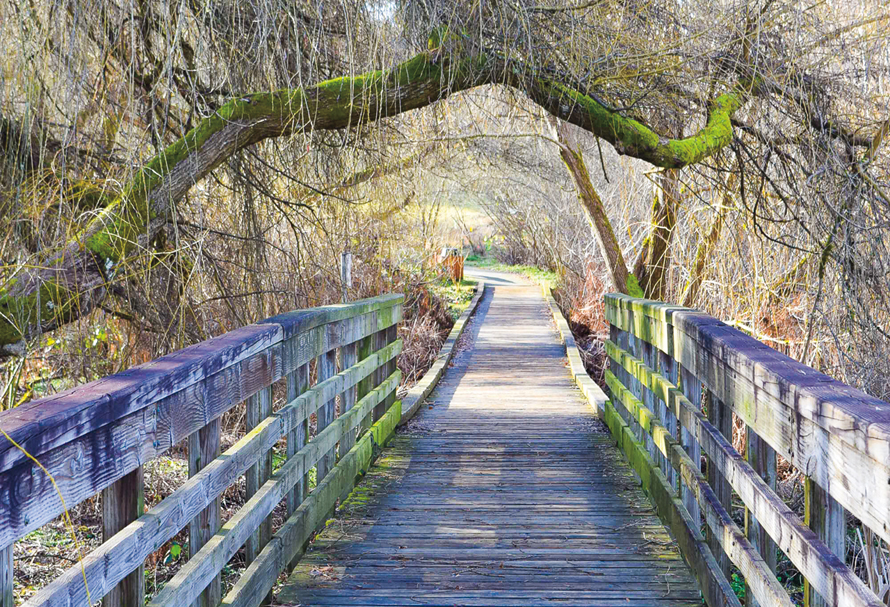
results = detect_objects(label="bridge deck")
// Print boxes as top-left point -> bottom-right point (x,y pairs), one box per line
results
277,278 -> 700,606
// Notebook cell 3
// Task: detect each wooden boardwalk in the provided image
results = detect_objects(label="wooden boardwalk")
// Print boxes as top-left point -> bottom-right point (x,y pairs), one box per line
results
278,278 -> 700,606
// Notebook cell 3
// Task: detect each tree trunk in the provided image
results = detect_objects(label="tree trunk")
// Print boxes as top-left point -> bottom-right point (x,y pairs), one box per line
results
680,176 -> 733,307
554,122 -> 639,296
633,169 -> 680,300
0,33 -> 747,353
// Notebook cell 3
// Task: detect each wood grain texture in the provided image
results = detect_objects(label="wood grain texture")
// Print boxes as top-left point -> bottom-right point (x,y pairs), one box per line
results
189,418 -> 221,607
746,429 -> 777,607
277,282 -> 700,607
605,294 -> 890,546
0,298 -> 402,548
23,338 -> 403,607
245,386 -> 273,571
101,466 -> 144,607
605,338 -> 884,607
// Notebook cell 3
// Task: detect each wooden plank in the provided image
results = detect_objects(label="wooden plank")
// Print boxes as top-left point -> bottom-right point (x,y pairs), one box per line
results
221,399 -> 403,607
659,349 -> 680,491
146,373 -> 401,607
679,365 -> 702,529
101,466 -> 144,607
605,340 -> 885,607
245,387 -> 272,568
805,477 -> 846,607
0,323 -> 281,473
188,418 -> 221,607
746,429 -> 777,607
286,364 -> 310,525
372,329 -> 388,423
339,341 -> 357,502
606,370 -> 791,607
705,390 -> 732,578
316,349 -> 337,484
0,301 -> 403,549
23,341 -> 403,607
357,333 -> 375,434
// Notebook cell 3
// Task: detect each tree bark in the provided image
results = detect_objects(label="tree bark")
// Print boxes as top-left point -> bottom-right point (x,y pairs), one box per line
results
0,33 -> 747,353
680,176 -> 733,307
633,169 -> 680,300
554,122 -> 640,296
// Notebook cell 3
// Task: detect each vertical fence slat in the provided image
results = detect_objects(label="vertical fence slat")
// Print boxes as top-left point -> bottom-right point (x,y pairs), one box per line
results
101,466 -> 144,607
372,328 -> 388,423
0,544 -> 11,607
679,366 -> 702,529
357,333 -> 376,434
317,348 -> 338,483
245,387 -> 273,564
286,363 -> 310,516
383,324 -> 398,413
805,478 -> 846,607
705,391 -> 733,578
658,349 -> 679,491
339,340 -> 358,502
286,362 -> 310,572
745,429 -> 778,607
189,418 -> 221,607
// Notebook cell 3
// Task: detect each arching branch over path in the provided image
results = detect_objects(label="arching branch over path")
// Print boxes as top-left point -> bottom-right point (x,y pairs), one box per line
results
0,36 -> 747,354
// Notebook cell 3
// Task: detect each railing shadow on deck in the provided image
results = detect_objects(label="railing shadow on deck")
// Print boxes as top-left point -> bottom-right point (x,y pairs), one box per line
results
0,294 -> 404,607
603,293 -> 890,607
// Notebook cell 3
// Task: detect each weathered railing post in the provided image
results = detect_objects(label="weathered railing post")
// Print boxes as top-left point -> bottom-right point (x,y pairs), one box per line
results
285,366 -> 311,498
245,384 -> 273,606
286,362 -> 310,571
101,466 -> 144,607
804,479 -> 846,607
317,347 -> 338,482
745,430 -> 777,607
704,390 -> 732,578
358,332 -> 375,433
339,340 -> 358,502
1,545 -> 12,607
188,418 -> 221,607
678,366 -> 702,528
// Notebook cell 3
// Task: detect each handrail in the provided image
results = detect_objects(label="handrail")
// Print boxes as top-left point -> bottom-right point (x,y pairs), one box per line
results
0,294 -> 403,607
604,293 -> 890,607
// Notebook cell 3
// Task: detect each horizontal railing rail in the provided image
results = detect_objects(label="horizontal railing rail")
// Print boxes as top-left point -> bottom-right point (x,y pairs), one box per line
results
0,294 -> 403,607
604,293 -> 890,607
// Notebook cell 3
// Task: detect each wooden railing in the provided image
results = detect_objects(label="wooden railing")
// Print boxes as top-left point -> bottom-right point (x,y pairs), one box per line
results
604,294 -> 890,607
0,294 -> 403,607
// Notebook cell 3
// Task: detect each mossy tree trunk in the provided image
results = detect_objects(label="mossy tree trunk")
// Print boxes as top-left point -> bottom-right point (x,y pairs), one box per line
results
554,122 -> 641,296
0,35 -> 746,354
680,178 -> 732,307
633,169 -> 680,301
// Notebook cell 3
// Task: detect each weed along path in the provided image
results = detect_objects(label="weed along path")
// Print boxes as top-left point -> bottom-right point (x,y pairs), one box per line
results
277,277 -> 700,606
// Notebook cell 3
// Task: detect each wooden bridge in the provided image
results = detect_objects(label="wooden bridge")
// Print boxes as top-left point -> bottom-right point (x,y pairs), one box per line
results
1,271 -> 889,607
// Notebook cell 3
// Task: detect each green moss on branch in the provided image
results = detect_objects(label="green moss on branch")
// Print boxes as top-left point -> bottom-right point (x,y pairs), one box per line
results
536,82 -> 745,169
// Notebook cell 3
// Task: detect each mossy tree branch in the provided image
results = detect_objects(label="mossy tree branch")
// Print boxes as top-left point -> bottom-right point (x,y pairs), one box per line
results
0,36 -> 747,353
